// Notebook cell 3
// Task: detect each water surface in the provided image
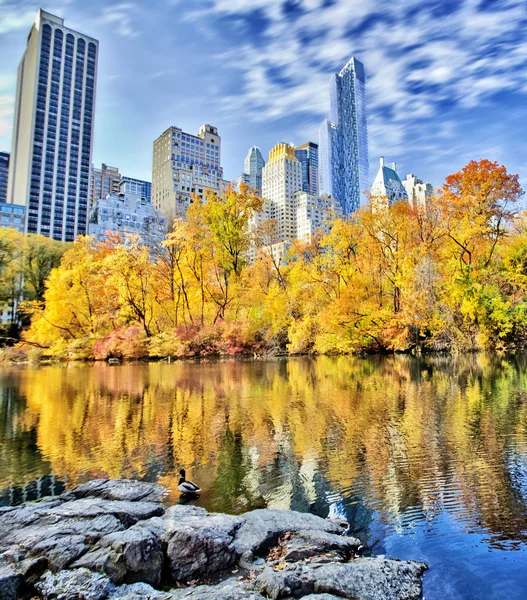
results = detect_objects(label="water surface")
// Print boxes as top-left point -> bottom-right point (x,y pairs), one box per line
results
1,355 -> 527,598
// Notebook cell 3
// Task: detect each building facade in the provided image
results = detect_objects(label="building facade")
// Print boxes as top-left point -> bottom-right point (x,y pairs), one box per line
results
260,143 -> 303,244
88,182 -> 167,246
7,10 -> 98,241
294,142 -> 318,197
152,124 -> 227,220
370,157 -> 408,207
90,163 -> 121,207
319,57 -> 368,216
0,153 -> 9,204
238,146 -> 265,194
402,174 -> 433,210
121,176 -> 151,204
295,192 -> 343,242
0,203 -> 25,233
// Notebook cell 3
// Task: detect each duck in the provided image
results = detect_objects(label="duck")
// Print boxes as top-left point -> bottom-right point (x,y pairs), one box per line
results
178,469 -> 201,494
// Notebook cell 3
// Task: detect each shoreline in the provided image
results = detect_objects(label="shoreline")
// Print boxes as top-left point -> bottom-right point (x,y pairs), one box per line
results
0,478 -> 427,600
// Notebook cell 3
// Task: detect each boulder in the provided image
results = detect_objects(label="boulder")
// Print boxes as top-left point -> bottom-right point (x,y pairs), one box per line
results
72,524 -> 164,587
0,563 -> 23,600
233,509 -> 346,556
145,507 -> 244,583
169,583 -> 267,599
49,498 -> 165,527
108,582 -> 172,599
254,558 -> 427,600
64,480 -> 167,503
35,568 -> 114,600
280,529 -> 361,562
301,595 -> 343,599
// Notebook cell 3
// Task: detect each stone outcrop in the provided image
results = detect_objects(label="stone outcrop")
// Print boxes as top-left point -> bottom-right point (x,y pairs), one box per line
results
0,479 -> 427,600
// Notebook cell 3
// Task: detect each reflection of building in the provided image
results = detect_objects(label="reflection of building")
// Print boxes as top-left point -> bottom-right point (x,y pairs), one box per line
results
371,157 -> 408,206
0,153 -> 9,204
8,10 -> 98,241
319,57 -> 369,216
90,164 -> 121,207
238,146 -> 265,193
88,182 -> 167,245
152,124 -> 228,220
295,142 -> 319,197
402,174 -> 433,210
295,192 -> 343,242
0,203 -> 25,232
121,176 -> 151,204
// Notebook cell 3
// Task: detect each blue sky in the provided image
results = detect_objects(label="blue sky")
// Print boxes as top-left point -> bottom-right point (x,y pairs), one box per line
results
1,0 -> 527,190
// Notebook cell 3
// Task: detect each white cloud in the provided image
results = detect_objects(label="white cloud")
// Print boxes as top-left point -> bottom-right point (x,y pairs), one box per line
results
194,0 -> 527,161
100,3 -> 140,38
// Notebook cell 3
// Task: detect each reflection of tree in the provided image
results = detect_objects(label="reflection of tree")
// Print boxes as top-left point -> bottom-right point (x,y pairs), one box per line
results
2,355 -> 527,548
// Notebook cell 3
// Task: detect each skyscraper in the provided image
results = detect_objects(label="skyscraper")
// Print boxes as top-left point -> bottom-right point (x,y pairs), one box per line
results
152,124 -> 228,219
319,57 -> 368,215
260,142 -> 302,244
294,142 -> 318,196
238,146 -> 265,193
0,152 -> 9,204
7,10 -> 98,241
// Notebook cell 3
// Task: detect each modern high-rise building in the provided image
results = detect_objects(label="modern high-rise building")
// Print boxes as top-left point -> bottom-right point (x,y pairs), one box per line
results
0,153 -> 9,204
90,163 -> 121,207
370,157 -> 408,207
152,124 -> 228,220
294,142 -> 318,197
7,10 -> 98,241
402,174 -> 433,211
121,176 -> 152,204
238,146 -> 265,193
319,57 -> 368,215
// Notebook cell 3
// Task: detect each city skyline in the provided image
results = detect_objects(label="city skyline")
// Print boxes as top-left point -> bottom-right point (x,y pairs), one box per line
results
1,0 -> 527,191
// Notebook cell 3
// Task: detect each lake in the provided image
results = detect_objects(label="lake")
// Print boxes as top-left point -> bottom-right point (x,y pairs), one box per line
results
1,355 -> 527,598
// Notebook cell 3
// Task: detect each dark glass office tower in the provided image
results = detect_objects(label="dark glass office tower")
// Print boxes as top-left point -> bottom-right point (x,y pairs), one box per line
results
319,57 -> 368,215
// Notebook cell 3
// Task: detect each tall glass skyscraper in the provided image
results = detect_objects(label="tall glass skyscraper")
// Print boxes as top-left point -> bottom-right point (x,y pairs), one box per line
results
319,57 -> 368,215
239,146 -> 265,193
294,142 -> 319,196
7,10 -> 98,241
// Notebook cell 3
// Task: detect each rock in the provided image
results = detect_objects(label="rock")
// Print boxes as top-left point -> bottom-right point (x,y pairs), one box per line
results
164,523 -> 236,582
65,480 -> 167,503
254,558 -> 427,600
142,507 -> 244,583
169,583 -> 267,599
35,568 -> 114,600
49,498 -> 165,527
108,582 -> 172,599
72,524 -> 164,587
302,594 -> 342,600
234,509 -> 346,556
281,529 -> 361,562
0,513 -> 125,573
0,563 -> 23,600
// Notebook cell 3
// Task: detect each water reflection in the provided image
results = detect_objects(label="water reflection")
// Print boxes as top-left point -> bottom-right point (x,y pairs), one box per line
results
1,354 -> 527,554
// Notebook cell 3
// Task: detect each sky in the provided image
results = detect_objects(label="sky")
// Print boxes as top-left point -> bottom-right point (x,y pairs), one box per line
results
1,0 -> 527,190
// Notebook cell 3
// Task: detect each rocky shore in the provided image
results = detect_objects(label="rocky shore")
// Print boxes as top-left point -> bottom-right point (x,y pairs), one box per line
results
0,479 -> 427,600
